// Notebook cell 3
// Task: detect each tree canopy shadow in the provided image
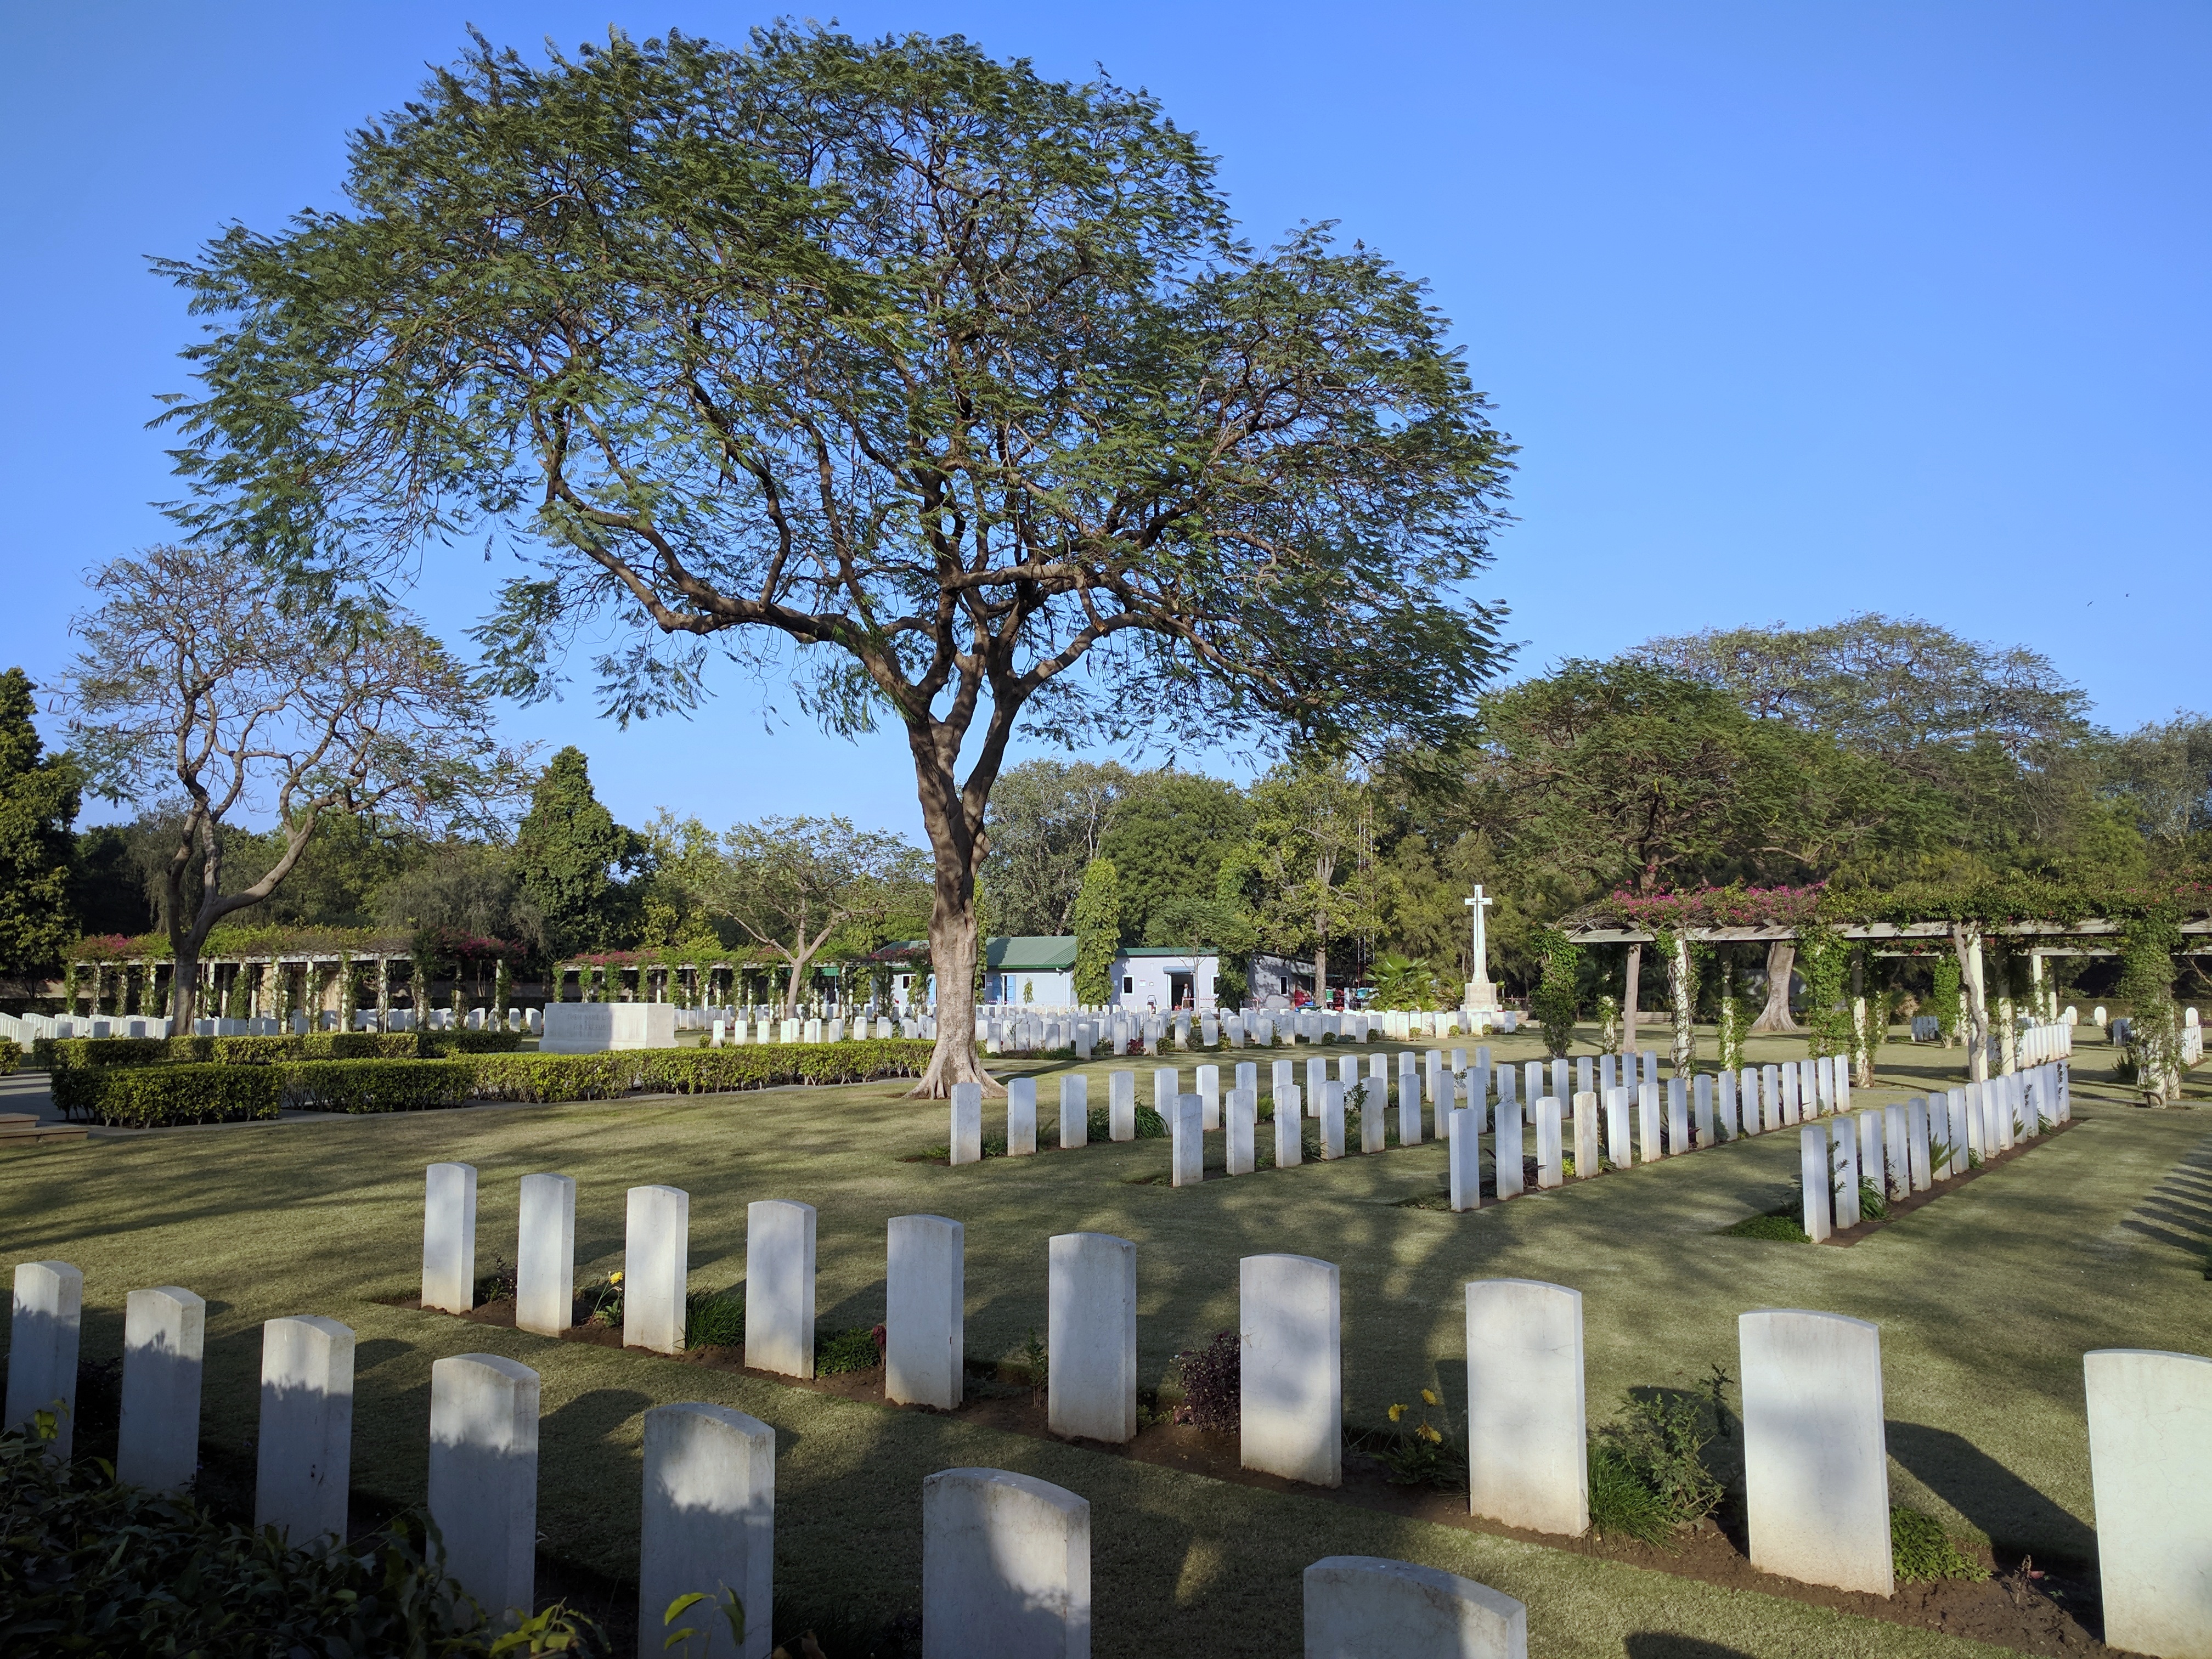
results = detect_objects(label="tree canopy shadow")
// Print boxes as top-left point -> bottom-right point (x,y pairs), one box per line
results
1887,1420 -> 2097,1566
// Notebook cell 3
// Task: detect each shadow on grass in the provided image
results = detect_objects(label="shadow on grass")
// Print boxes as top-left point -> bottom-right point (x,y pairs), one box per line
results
545,1385 -> 656,1450
1625,1639 -> 1757,1659
1887,1421 -> 2097,1566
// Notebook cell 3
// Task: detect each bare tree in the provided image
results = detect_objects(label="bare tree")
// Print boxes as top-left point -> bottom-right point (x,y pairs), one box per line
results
66,544 -> 523,1024
702,816 -> 932,1018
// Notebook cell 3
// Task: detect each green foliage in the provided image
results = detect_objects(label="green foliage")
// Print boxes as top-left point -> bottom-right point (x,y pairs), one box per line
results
1098,775 -> 1255,947
685,1288 -> 746,1349
1072,859 -> 1122,1006
1858,1180 -> 1889,1222
1084,1103 -> 1170,1141
420,1029 -> 526,1056
1531,928 -> 1582,1058
816,1327 -> 883,1375
0,1424 -> 607,1653
1369,1388 -> 1463,1488
2116,916 -> 2184,1100
511,748 -> 645,957
0,668 -> 81,978
1368,952 -> 1436,1011
1891,1505 -> 1990,1583
1170,1331 -> 1242,1431
466,1040 -> 938,1103
981,759 -> 1139,935
1930,952 -> 1962,1043
1587,1382 -> 1726,1545
0,1038 -> 17,1074
50,1062 -> 285,1127
1796,924 -> 1852,1059
42,1032 -> 426,1068
285,1059 -> 476,1113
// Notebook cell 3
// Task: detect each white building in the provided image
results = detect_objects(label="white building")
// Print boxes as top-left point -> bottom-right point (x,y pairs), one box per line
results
1111,946 -> 1222,1012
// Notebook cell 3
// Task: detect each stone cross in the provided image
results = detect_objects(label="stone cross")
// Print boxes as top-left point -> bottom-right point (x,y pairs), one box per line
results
1464,887 -> 1499,1010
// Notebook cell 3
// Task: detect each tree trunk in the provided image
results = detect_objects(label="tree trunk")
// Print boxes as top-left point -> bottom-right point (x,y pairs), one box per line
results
1750,939 -> 1799,1032
1621,944 -> 1641,1055
906,721 -> 1000,1099
1314,932 -> 1329,1011
1953,923 -> 1990,1085
1849,953 -> 1874,1089
1668,934 -> 1695,1070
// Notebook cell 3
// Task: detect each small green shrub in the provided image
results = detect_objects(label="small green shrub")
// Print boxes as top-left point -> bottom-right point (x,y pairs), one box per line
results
420,1029 -> 524,1056
580,1276 -> 624,1328
1586,1381 -> 1726,1545
816,1327 -> 882,1374
1171,1332 -> 1241,1431
1858,1180 -> 1889,1222
1368,1387 -> 1463,1488
0,1423 -> 610,1652
52,1063 -> 285,1128
0,1037 -> 18,1074
1891,1504 -> 1990,1582
685,1288 -> 745,1348
1084,1104 -> 1168,1141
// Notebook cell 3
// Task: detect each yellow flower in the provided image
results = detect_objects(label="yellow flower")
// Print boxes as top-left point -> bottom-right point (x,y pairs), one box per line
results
1388,1403 -> 1406,1423
608,1271 -> 624,1285
1419,1423 -> 1443,1444
1420,1388 -> 1438,1407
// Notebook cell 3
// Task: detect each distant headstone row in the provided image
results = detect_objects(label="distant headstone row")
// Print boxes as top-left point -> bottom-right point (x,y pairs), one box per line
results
0,1006 -> 545,1043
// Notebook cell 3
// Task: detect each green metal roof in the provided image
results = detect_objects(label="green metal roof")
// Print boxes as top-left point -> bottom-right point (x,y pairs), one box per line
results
988,935 -> 1079,971
1117,946 -> 1215,958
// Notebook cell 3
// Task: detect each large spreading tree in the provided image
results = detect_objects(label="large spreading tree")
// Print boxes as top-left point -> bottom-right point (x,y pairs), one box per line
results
0,668 -> 81,979
156,27 -> 1514,1092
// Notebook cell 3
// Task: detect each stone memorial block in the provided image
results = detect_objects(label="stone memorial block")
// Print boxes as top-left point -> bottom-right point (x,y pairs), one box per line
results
1196,1064 -> 1221,1130
1171,1094 -> 1204,1187
1571,1090 -> 1600,1177
1240,1254 -> 1341,1486
5,1260 -> 83,1457
1799,1127 -> 1832,1241
117,1285 -> 205,1493
1534,1097 -> 1563,1189
624,1186 -> 689,1355
1740,1310 -> 1892,1595
255,1315 -> 355,1545
1048,1234 -> 1136,1443
1604,1088 -> 1632,1169
516,1173 -> 576,1338
1323,1079 -> 1351,1159
1059,1075 -> 1088,1149
1883,1105 -> 1910,1200
428,1353 -> 539,1627
639,1402 -> 775,1659
1466,1278 -> 1587,1536
1906,1099 -> 1933,1191
1494,1097 -> 1525,1198
887,1215 -> 963,1409
1303,1557 -> 1527,1659
1449,1109 -> 1481,1211
1275,1086 -> 1304,1168
923,1468 -> 1090,1659
1667,1078 -> 1689,1154
1108,1071 -> 1136,1141
422,1163 -> 478,1314
1227,1088 -> 1256,1175
747,1201 -> 817,1379
2084,1348 -> 2212,1659
950,1083 -> 984,1165
1007,1077 -> 1038,1156
1637,1083 -> 1662,1164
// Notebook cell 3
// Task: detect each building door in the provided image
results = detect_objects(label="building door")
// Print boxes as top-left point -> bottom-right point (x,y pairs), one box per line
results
1169,971 -> 1194,1008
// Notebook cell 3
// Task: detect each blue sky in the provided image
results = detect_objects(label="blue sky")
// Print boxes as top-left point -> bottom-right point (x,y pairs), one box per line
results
4,2 -> 2205,841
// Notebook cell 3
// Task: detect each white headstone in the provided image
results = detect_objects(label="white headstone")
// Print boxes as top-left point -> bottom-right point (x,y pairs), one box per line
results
1303,1557 -> 1527,1659
950,1082 -> 983,1164
5,1260 -> 83,1458
746,1200 -> 816,1379
1637,1083 -> 1662,1164
1321,1079 -> 1348,1159
516,1173 -> 575,1338
1240,1253 -> 1341,1487
1571,1090 -> 1600,1177
1059,1075 -> 1088,1149
639,1402 -> 775,1659
1048,1233 -> 1136,1443
428,1353 -> 539,1628
887,1215 -> 963,1410
1227,1087 -> 1256,1175
1799,1127 -> 1831,1241
1109,1070 -> 1136,1141
1534,1096 -> 1563,1188
624,1186 -> 689,1355
1275,1085 -> 1304,1167
1007,1077 -> 1037,1156
422,1162 -> 478,1314
117,1285 -> 206,1493
1739,1309 -> 1892,1595
2085,1347 -> 2212,1659
1449,1108 -> 1480,1211
1494,1094 -> 1524,1198
1466,1279 -> 1587,1537
1171,1094 -> 1204,1186
923,1468 -> 1090,1659
255,1315 -> 354,1545
1196,1063 -> 1221,1130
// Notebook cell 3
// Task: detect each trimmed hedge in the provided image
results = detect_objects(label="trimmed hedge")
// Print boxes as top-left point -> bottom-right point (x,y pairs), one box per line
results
419,1029 -> 524,1056
49,1039 -> 937,1126
470,1040 -> 938,1103
285,1059 -> 477,1114
52,1063 -> 285,1128
40,1032 -> 458,1069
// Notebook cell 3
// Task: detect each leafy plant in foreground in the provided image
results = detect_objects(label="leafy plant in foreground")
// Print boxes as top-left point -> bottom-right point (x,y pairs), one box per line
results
1171,1332 -> 1241,1431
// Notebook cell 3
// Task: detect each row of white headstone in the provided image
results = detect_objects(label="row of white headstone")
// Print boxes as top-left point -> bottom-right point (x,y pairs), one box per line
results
1796,1061 -> 2069,1240
4,1254 -> 1539,1658
708,1014 -> 911,1046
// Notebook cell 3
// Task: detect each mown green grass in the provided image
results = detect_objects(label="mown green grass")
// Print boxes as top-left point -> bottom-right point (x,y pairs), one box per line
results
1,1025 -> 2201,1657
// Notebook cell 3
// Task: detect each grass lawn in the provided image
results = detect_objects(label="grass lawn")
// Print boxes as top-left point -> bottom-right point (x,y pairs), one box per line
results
2,1023 -> 2204,1657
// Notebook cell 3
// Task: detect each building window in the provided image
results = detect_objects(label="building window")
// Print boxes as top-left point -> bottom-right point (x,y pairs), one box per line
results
1122,976 -> 1134,994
